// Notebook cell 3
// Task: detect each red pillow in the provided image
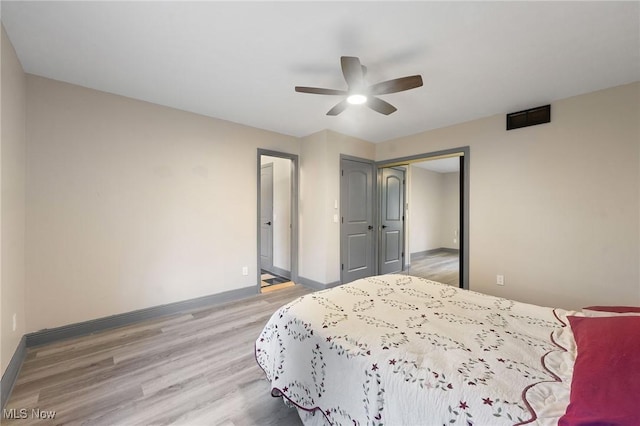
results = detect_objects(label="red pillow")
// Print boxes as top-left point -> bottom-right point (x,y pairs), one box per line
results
559,316 -> 640,426
582,306 -> 640,313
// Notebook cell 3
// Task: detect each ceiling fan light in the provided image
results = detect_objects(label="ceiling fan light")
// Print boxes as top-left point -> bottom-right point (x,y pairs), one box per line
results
347,94 -> 367,105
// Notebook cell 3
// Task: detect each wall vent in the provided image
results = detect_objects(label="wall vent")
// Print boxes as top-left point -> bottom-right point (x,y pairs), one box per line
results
506,104 -> 550,130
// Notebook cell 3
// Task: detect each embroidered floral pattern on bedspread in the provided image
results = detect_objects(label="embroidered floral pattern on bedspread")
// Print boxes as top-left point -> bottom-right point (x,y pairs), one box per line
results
255,274 -> 567,425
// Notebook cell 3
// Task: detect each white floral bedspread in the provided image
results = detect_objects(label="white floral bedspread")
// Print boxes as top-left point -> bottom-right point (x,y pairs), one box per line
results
255,275 -> 574,425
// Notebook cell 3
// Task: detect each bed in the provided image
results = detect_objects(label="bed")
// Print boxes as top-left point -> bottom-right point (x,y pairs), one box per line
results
255,274 -> 640,425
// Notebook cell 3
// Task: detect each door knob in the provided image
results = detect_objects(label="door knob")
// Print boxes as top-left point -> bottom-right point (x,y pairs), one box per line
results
266,221 -> 272,226
368,225 -> 373,230
382,225 -> 388,229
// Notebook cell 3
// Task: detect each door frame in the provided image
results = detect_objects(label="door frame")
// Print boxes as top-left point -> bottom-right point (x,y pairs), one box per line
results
340,154 -> 377,284
376,146 -> 470,290
256,149 -> 299,290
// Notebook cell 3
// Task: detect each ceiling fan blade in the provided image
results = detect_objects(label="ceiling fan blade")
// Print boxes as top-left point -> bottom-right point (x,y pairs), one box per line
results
295,86 -> 347,96
327,100 -> 349,116
341,56 -> 364,89
367,97 -> 397,115
369,75 -> 423,95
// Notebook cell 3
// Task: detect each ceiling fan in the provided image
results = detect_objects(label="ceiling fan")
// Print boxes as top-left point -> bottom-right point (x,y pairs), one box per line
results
295,56 -> 423,116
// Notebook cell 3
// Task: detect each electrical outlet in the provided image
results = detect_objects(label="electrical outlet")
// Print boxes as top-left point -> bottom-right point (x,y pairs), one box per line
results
496,275 -> 504,286
242,266 -> 249,276
12,313 -> 17,331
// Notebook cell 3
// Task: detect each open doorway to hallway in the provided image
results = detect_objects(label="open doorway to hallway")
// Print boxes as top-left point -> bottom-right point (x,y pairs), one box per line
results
257,150 -> 299,293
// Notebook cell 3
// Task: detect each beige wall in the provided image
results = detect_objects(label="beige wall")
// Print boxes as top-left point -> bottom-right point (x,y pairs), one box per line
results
408,166 -> 444,253
441,172 -> 460,250
1,25 -> 27,375
299,130 -> 374,285
408,168 -> 460,254
25,75 -> 299,332
377,82 -> 640,310
299,131 -> 328,284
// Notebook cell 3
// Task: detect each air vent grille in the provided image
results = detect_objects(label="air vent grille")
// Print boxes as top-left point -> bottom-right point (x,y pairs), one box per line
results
506,105 -> 550,130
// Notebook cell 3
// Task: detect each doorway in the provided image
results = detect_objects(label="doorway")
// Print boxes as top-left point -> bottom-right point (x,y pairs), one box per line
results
257,150 -> 299,292
377,147 -> 469,289
338,148 -> 469,288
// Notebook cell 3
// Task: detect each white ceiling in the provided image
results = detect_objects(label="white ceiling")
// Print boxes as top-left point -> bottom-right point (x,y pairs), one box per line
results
2,1 -> 638,143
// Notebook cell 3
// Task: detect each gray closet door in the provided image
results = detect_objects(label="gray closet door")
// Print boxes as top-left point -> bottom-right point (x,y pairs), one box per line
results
340,159 -> 374,283
260,163 -> 274,272
379,167 -> 405,274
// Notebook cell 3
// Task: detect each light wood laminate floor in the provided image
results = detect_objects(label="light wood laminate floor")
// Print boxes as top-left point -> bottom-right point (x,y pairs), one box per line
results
4,285 -> 312,426
4,254 -> 459,425
406,249 -> 459,286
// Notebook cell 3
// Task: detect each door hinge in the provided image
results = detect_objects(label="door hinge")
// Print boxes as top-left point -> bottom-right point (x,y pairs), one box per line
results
402,215 -> 405,221
341,264 -> 344,270
402,252 -> 405,257
341,216 -> 344,224
341,169 -> 344,176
